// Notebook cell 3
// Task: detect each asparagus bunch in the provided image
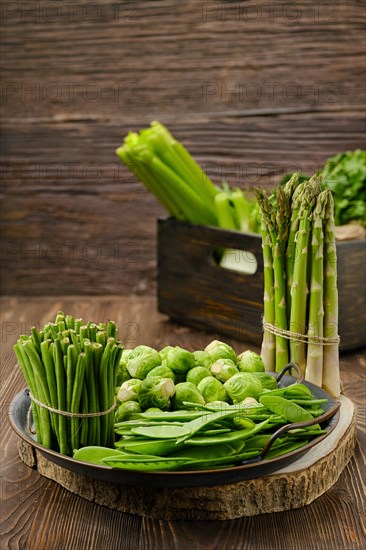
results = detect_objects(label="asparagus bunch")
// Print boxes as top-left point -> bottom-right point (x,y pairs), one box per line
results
255,178 -> 341,397
14,311 -> 123,455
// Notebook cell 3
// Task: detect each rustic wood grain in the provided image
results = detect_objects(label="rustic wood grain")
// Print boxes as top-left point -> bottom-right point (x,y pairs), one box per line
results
1,0 -> 365,295
1,1 -> 365,119
1,112 -> 365,295
1,296 -> 365,549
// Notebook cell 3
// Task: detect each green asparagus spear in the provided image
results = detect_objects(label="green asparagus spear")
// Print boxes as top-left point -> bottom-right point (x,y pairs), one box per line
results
305,191 -> 326,386
322,190 -> 341,397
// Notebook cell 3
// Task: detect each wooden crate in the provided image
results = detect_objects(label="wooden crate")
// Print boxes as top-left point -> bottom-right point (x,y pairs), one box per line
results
157,218 -> 366,351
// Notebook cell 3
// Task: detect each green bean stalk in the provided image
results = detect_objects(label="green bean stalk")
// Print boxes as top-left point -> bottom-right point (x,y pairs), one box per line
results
14,312 -> 123,455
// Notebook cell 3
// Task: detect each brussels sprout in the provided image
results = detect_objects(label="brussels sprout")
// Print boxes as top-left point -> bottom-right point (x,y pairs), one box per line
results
210,358 -> 239,382
172,382 -> 205,409
242,397 -> 260,406
115,401 -> 141,422
192,350 -> 213,369
253,372 -> 278,390
147,365 -> 176,382
117,378 -> 142,403
186,366 -> 212,386
237,350 -> 265,373
224,373 -> 263,403
116,349 -> 133,386
126,345 -> 161,379
197,376 -> 228,403
204,340 -> 237,363
165,346 -> 195,374
138,376 -> 175,410
159,346 -> 175,361
121,348 -> 134,363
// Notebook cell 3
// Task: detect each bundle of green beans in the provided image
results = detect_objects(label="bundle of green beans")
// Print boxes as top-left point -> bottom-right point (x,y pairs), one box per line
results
255,175 -> 341,397
14,311 -> 123,455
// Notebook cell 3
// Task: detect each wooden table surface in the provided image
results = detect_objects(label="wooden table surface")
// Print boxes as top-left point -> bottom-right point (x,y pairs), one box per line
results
1,296 -> 365,550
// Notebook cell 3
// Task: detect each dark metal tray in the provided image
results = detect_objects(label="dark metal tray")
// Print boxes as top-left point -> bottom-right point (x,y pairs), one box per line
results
9,369 -> 340,488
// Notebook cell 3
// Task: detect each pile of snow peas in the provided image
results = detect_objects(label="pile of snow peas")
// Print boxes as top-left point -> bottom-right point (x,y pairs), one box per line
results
74,382 -> 330,471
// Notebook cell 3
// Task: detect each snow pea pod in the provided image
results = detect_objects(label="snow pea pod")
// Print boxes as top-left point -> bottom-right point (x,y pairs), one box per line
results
198,428 -> 231,435
137,410 -> 204,421
174,450 -> 262,471
291,398 -> 328,405
116,420 -> 185,429
131,424 -> 191,439
101,449 -> 263,472
101,457 -> 193,471
184,417 -> 272,446
259,384 -> 312,399
265,439 -> 310,459
306,408 -> 326,417
115,438 -> 185,456
169,443 -> 236,460
73,446 -> 127,464
176,409 -> 242,443
259,395 -> 314,423
287,428 -> 327,436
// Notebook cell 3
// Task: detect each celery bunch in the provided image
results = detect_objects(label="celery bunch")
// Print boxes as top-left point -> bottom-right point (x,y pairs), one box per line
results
116,122 -> 260,233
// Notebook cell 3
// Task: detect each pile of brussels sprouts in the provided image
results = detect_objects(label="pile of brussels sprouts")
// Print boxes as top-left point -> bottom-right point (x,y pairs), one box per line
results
114,340 -> 277,423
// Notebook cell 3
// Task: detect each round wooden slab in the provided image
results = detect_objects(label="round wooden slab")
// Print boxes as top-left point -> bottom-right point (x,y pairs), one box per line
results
18,395 -> 356,520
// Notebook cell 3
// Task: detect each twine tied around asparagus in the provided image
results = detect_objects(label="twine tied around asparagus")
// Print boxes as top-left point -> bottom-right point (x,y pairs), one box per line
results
27,391 -> 117,434
262,321 -> 340,345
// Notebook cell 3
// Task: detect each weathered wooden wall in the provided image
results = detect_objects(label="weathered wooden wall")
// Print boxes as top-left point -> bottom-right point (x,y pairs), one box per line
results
1,0 -> 365,295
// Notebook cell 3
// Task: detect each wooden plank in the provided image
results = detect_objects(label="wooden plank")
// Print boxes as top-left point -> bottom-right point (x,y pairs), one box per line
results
1,1 -> 365,120
1,113 -> 365,295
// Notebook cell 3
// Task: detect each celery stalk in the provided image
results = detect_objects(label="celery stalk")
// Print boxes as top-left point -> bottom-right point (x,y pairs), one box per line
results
214,192 -> 238,230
